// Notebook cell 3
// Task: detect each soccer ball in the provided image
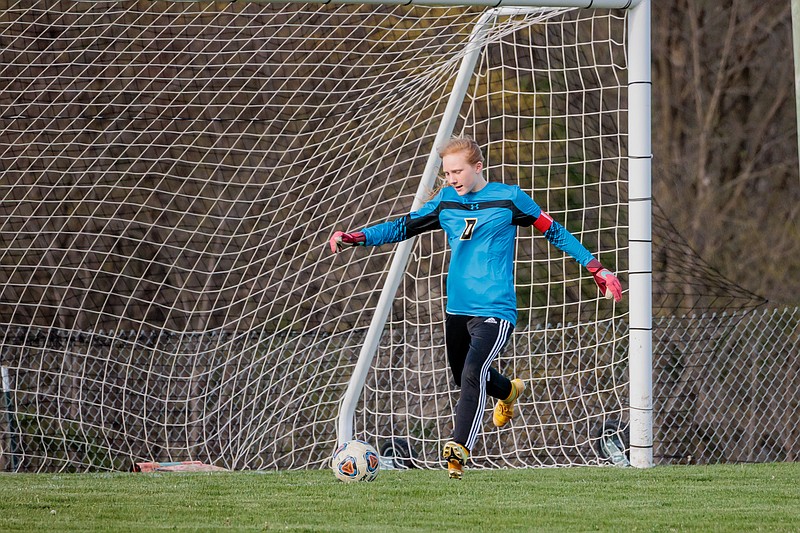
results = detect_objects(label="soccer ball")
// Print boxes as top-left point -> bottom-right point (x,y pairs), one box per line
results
331,439 -> 380,482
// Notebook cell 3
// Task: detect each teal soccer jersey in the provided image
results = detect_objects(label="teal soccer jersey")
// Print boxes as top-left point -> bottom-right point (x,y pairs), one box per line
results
360,182 -> 595,324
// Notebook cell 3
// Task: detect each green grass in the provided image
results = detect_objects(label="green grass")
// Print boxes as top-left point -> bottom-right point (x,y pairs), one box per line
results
1,463 -> 798,532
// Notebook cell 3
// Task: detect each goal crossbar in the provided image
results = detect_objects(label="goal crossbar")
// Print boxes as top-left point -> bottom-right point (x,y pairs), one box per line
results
209,0 -> 642,8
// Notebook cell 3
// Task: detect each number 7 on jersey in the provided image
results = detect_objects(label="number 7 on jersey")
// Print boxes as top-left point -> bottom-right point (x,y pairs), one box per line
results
460,218 -> 477,240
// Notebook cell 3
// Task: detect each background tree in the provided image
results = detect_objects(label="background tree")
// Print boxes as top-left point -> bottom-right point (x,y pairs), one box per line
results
652,0 -> 800,304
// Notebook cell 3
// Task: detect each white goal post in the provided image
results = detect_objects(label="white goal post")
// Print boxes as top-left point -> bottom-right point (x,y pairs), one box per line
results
0,0 -> 651,471
335,0 -> 653,469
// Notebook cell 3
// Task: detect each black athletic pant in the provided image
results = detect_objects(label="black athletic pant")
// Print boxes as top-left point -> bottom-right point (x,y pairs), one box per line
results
445,314 -> 514,451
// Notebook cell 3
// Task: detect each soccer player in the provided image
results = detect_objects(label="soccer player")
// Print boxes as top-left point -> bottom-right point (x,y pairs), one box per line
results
330,137 -> 622,479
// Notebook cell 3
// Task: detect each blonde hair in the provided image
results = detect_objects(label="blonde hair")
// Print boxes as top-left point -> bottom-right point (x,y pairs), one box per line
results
427,136 -> 485,199
436,136 -> 484,166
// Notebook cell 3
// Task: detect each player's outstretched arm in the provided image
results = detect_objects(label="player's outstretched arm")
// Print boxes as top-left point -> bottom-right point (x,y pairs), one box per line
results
528,207 -> 622,302
586,259 -> 623,302
329,195 -> 442,254
329,231 -> 366,253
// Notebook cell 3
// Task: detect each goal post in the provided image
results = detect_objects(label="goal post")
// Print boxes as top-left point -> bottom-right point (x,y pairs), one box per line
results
626,0 -> 653,469
337,5 -> 497,450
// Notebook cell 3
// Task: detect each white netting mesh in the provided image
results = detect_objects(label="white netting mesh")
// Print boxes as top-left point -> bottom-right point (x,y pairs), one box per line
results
0,0 -> 630,471
363,9 -> 629,468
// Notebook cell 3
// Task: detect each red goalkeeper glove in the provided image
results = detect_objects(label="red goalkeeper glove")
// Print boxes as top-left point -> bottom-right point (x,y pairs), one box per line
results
586,259 -> 623,302
329,231 -> 366,253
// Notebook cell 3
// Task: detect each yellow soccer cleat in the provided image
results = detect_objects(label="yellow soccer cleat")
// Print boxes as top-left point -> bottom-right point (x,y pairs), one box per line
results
442,441 -> 469,480
493,378 -> 526,427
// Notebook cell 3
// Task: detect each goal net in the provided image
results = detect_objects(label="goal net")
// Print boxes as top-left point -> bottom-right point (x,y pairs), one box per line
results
0,0 -> 630,471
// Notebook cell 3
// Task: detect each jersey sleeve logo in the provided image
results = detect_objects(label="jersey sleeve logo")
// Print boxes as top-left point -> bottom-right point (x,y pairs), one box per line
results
460,218 -> 478,240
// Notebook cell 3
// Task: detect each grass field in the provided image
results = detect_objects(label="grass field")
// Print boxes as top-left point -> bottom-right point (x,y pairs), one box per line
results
1,463 -> 798,531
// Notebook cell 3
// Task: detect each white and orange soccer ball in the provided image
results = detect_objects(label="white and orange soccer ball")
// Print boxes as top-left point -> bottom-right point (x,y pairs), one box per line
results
331,439 -> 380,482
